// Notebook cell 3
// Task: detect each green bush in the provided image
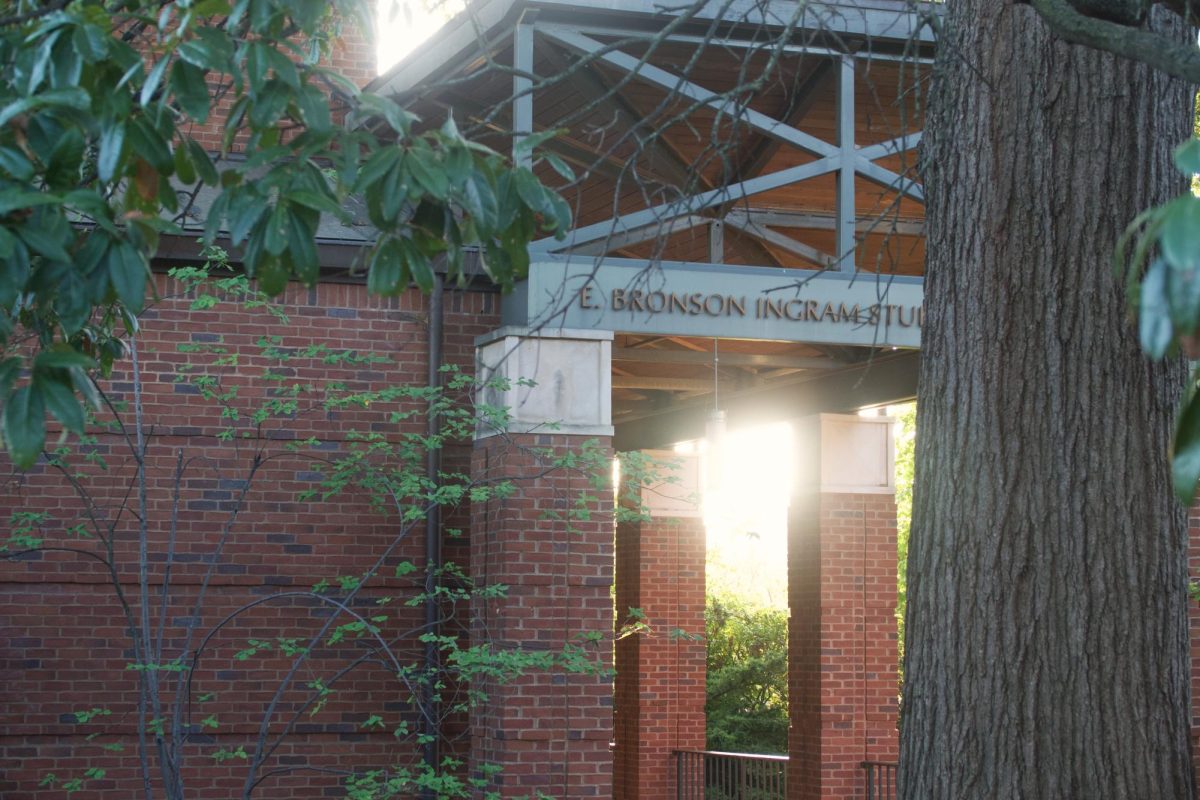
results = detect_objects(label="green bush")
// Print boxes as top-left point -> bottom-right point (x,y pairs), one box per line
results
705,593 -> 788,755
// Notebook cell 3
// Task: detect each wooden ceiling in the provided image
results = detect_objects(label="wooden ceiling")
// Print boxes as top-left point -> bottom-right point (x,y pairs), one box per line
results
389,11 -> 929,442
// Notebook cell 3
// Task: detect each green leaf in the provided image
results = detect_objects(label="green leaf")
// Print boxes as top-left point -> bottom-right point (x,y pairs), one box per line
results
170,60 -> 210,123
367,238 -> 406,295
0,146 -> 34,181
1161,196 -> 1200,271
401,238 -> 434,293
72,24 -> 109,63
0,357 -> 20,399
513,167 -> 547,212
127,117 -> 173,173
255,254 -> 289,295
186,139 -> 219,186
264,45 -> 299,89
284,208 -> 319,284
247,41 -> 269,94
16,220 -> 71,262
3,385 -> 46,469
461,174 -> 498,231
296,85 -> 330,130
38,376 -> 84,434
141,56 -> 170,108
0,88 -> 88,129
1174,384 -> 1200,503
264,203 -> 289,255
1140,258 -> 1174,359
97,121 -> 126,183
358,93 -> 414,136
1175,138 -> 1200,176
248,78 -> 290,127
515,129 -> 563,156
108,242 -> 148,312
408,146 -> 449,200
34,348 -> 95,371
174,141 -> 196,185
542,152 -> 575,182
1168,257 -> 1200,333
287,189 -> 342,215
356,147 -> 399,192
178,27 -> 233,71
0,191 -> 60,216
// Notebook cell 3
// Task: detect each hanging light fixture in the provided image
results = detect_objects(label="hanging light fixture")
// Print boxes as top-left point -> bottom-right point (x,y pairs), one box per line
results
705,338 -> 726,500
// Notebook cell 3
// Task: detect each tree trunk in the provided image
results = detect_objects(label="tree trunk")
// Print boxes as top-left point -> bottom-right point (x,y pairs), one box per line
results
900,4 -> 1196,798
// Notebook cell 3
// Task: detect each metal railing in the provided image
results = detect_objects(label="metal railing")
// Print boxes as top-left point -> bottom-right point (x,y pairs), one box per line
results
675,750 -> 788,800
862,761 -> 897,800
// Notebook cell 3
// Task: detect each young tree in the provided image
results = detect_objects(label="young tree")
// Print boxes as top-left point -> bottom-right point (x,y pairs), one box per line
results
900,5 -> 1196,797
1,261 -> 615,799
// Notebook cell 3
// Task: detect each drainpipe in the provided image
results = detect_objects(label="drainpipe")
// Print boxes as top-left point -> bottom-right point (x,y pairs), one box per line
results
422,273 -> 444,789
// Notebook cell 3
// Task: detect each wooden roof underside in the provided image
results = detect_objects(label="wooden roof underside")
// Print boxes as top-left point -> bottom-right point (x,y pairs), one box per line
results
380,2 -> 930,444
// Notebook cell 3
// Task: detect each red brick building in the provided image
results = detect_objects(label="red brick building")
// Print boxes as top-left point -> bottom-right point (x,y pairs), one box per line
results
6,2 -> 1189,800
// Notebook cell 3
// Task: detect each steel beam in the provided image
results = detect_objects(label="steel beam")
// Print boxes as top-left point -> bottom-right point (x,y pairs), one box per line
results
533,154 -> 840,251
613,351 -> 919,449
722,216 -> 836,269
836,54 -> 856,273
566,214 -> 709,256
513,16 -> 535,167
725,208 -> 924,236
613,348 -> 840,370
542,28 -> 840,158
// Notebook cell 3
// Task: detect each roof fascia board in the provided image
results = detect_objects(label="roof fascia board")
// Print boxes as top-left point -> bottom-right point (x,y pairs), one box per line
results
371,0 -> 936,99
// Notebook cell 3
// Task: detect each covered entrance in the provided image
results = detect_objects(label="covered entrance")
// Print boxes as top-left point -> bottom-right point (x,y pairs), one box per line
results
375,1 -> 931,797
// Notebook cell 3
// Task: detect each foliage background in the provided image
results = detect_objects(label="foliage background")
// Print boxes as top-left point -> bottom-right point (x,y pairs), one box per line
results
704,591 -> 788,755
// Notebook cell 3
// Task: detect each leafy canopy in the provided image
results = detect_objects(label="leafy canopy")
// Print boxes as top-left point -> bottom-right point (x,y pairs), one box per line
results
0,0 -> 571,468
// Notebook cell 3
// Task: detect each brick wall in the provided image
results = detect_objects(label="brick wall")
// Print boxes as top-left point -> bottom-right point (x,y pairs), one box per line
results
613,508 -> 706,800
788,491 -> 899,800
0,273 -> 501,798
1190,502 -> 1200,786
469,433 -> 615,799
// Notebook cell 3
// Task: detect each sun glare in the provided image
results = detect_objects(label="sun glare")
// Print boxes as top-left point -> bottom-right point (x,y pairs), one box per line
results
376,0 -> 463,74
702,422 -> 794,609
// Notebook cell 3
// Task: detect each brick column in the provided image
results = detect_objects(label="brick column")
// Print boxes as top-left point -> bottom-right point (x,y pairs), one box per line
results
613,453 -> 706,800
788,414 -> 899,800
470,328 -> 614,799
1188,502 -> 1200,785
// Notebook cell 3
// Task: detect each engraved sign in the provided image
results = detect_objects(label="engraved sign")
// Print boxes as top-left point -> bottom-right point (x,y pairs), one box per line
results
503,258 -> 924,348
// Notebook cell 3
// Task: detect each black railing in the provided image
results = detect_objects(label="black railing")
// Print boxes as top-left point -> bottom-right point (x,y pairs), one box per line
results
862,761 -> 897,800
675,750 -> 788,800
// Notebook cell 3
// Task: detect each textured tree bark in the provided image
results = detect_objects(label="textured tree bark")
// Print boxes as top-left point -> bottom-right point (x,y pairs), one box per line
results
899,4 -> 1196,798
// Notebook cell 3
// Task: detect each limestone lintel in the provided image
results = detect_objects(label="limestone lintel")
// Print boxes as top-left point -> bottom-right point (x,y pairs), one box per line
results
796,413 -> 896,494
475,327 -> 613,440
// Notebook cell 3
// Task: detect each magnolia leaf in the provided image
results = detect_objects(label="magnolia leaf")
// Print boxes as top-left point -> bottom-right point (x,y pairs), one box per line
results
1174,138 -> 1200,176
97,121 -> 126,183
108,242 -> 148,312
38,376 -> 85,434
3,385 -> 46,469
1140,258 -> 1174,359
1161,196 -> 1200,271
